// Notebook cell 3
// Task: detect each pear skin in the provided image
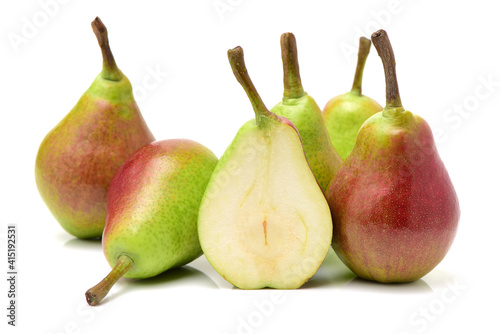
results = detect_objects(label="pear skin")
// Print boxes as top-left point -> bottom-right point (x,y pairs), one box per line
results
35,17 -> 154,238
86,139 -> 218,305
326,30 -> 459,283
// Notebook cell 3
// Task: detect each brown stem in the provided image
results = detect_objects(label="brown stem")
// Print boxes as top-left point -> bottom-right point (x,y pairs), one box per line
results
371,30 -> 402,109
85,255 -> 134,306
281,32 -> 305,100
351,37 -> 371,96
227,46 -> 276,125
91,17 -> 122,81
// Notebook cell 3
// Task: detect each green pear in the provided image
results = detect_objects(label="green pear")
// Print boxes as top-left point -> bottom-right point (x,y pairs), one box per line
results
325,30 -> 460,283
85,139 -> 218,305
271,32 -> 342,192
323,37 -> 382,159
35,17 -> 154,239
198,46 -> 332,289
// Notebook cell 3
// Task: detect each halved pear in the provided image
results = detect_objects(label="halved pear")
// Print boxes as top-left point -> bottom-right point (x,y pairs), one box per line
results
198,46 -> 332,289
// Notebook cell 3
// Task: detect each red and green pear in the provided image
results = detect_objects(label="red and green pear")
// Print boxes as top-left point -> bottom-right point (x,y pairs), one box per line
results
86,139 -> 218,305
325,30 -> 460,283
35,17 -> 154,239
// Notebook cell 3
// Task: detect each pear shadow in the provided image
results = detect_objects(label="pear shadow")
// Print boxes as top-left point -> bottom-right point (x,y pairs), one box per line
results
230,286 -> 265,291
342,276 -> 433,294
420,269 -> 458,289
63,237 -> 102,251
301,248 -> 357,289
101,266 -> 219,305
54,231 -> 73,243
127,266 -> 218,288
301,271 -> 356,289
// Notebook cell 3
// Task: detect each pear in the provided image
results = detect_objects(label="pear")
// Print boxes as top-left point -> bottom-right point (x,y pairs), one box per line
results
271,33 -> 342,192
323,37 -> 383,159
35,17 -> 154,239
198,46 -> 332,289
85,139 -> 218,305
325,30 -> 460,283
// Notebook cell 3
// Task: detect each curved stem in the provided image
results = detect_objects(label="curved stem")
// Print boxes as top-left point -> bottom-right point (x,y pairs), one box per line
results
371,29 -> 402,109
281,32 -> 305,100
85,255 -> 134,306
91,17 -> 122,81
227,46 -> 275,126
351,37 -> 371,96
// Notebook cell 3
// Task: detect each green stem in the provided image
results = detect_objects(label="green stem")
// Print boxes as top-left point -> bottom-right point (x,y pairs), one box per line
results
371,29 -> 403,109
227,46 -> 276,126
351,37 -> 371,96
281,32 -> 305,100
85,255 -> 134,306
91,17 -> 122,82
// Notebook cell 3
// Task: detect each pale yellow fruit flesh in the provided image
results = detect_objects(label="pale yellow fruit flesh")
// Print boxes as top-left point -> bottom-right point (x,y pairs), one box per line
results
199,120 -> 332,289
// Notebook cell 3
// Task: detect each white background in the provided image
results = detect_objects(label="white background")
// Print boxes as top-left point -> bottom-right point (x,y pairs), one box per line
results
1,0 -> 499,333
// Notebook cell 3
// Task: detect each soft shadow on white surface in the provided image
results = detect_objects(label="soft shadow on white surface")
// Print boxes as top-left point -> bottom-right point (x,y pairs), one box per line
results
53,230 -> 74,243
301,248 -> 357,289
100,266 -> 219,305
64,237 -> 102,251
343,277 -> 433,294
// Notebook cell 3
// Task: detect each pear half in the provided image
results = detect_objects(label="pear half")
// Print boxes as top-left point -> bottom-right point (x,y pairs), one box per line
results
198,46 -> 332,289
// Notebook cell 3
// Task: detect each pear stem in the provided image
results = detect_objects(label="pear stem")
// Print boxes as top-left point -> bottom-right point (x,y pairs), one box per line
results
91,17 -> 122,81
281,33 -> 305,100
85,255 -> 134,306
351,37 -> 371,96
227,46 -> 276,126
371,30 -> 402,109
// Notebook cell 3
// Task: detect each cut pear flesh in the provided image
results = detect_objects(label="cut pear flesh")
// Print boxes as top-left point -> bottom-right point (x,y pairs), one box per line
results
199,120 -> 332,289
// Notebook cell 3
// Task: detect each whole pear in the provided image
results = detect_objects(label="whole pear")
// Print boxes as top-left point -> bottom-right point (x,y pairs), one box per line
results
271,33 -> 342,192
325,30 -> 459,283
198,46 -> 332,289
323,37 -> 382,159
35,17 -> 154,238
85,139 -> 218,305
